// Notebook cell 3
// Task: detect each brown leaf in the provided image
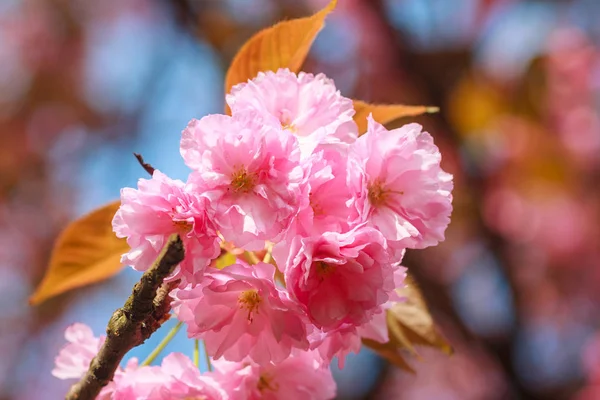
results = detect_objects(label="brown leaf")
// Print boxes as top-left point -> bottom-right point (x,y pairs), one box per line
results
362,274 -> 452,371
386,310 -> 418,357
224,0 -> 337,106
353,100 -> 439,135
30,201 -> 128,305
363,338 -> 415,373
390,274 -> 453,355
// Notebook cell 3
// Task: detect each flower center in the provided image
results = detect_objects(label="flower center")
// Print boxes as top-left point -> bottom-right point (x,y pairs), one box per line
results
230,167 -> 255,193
315,261 -> 335,279
279,110 -> 297,133
309,193 -> 324,216
281,122 -> 297,133
367,180 -> 388,207
257,373 -> 278,392
238,289 -> 261,321
172,219 -> 193,233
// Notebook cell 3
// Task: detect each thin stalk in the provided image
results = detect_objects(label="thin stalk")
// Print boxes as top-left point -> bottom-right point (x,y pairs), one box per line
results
263,241 -> 274,264
245,251 -> 261,265
204,341 -> 213,372
193,339 -> 200,367
141,321 -> 183,366
263,250 -> 272,264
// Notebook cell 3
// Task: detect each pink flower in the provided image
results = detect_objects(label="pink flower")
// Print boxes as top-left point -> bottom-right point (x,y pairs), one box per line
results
146,353 -> 227,400
273,225 -> 397,331
52,323 -> 104,380
213,350 -> 336,400
349,116 -> 453,255
110,360 -> 172,400
181,114 -> 303,248
226,69 -> 357,157
112,170 -> 220,286
309,324 -> 361,369
311,307 -> 391,368
53,324 -> 114,399
307,269 -> 404,367
96,354 -> 226,400
172,262 -> 309,365
289,149 -> 352,238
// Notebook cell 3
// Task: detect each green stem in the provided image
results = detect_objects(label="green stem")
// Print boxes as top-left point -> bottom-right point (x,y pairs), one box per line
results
193,339 -> 200,368
141,321 -> 183,366
204,341 -> 213,372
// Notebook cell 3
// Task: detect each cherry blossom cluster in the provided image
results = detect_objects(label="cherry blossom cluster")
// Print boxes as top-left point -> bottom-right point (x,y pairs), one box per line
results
53,324 -> 334,399
53,68 -> 453,399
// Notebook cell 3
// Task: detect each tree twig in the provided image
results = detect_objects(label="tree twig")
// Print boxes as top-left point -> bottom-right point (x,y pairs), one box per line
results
133,153 -> 155,176
65,234 -> 184,400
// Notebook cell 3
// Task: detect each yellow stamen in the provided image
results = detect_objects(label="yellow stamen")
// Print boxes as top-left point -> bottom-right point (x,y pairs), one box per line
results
238,289 -> 261,322
315,261 -> 335,279
367,180 -> 388,207
280,111 -> 297,133
230,167 -> 256,193
281,122 -> 297,133
257,373 -> 279,392
309,193 -> 324,216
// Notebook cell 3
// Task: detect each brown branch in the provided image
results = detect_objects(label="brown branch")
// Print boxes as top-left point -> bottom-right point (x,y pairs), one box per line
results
133,153 -> 155,176
65,234 -> 184,400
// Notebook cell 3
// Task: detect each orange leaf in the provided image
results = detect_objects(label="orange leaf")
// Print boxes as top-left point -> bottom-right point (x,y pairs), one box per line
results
30,201 -> 128,305
353,100 -> 439,134
224,0 -> 337,104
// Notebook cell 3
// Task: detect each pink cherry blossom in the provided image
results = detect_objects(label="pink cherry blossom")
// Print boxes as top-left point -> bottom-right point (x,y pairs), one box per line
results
140,353 -> 227,400
157,353 -> 226,399
54,348 -> 226,400
311,307 -> 392,368
53,323 -> 105,380
172,262 -> 309,365
181,114 -> 303,248
226,68 -> 358,157
307,269 -> 404,367
273,225 -> 397,331
110,360 -> 172,400
213,350 -> 336,400
357,308 -> 390,343
49,62 -> 460,400
52,324 -> 114,399
349,115 -> 453,255
112,170 -> 220,286
289,148 -> 353,238
309,324 -> 362,369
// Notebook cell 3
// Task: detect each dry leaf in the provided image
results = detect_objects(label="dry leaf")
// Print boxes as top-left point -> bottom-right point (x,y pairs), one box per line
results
385,310 -> 418,356
30,201 -> 128,305
362,273 -> 452,371
363,338 -> 415,373
353,100 -> 439,134
390,274 -> 453,355
224,0 -> 337,104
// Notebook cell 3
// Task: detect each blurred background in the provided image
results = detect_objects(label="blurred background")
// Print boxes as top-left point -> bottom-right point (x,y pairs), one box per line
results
1,0 -> 600,398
